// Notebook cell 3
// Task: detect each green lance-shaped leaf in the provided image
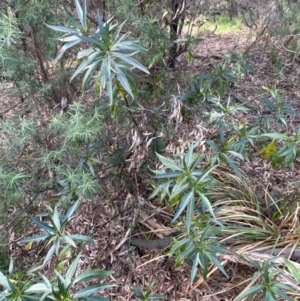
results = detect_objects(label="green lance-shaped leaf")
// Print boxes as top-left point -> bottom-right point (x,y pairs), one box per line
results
260,133 -> 289,140
74,283 -> 116,298
62,199 -> 80,223
0,271 -> 10,290
75,270 -> 113,284
42,244 -> 56,267
65,252 -> 82,284
56,38 -> 82,61
45,24 -> 79,34
172,190 -> 194,223
68,234 -> 95,245
114,53 -> 149,74
284,258 -> 300,284
74,0 -> 86,28
209,254 -> 228,278
115,67 -> 134,99
70,51 -> 100,80
234,284 -> 263,301
51,206 -> 61,230
200,193 -> 215,219
185,193 -> 195,230
156,153 -> 183,171
169,178 -> 189,200
19,234 -> 48,244
28,215 -> 53,234
153,171 -> 183,179
63,235 -> 76,248
71,32 -> 103,48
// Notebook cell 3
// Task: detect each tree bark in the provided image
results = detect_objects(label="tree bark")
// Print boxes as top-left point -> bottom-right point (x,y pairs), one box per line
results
167,0 -> 186,68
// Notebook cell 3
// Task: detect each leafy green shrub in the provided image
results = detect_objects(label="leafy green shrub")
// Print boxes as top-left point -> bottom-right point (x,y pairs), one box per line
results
134,15 -> 168,69
1,1 -> 300,300
0,102 -> 103,206
224,52 -> 255,78
150,144 -> 230,281
170,223 -> 229,282
20,200 -> 95,269
261,86 -> 295,129
235,257 -> 294,301
0,0 -> 77,106
0,7 -> 23,51
46,0 -> 149,116
182,61 -> 238,106
260,127 -> 300,168
151,143 -> 217,229
0,254 -> 115,301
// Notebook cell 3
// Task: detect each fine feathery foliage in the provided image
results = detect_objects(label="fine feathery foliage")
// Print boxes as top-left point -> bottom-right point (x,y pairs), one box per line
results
0,102 -> 103,205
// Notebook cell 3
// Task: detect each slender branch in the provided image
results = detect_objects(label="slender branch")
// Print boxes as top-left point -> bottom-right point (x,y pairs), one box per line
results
30,26 -> 48,83
124,95 -> 142,133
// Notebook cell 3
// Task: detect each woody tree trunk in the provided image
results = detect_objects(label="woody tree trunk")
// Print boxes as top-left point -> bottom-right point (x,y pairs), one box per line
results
167,0 -> 187,68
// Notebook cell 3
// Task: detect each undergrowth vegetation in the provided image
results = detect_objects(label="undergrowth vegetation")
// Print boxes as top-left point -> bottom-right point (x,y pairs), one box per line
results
199,15 -> 244,34
0,0 -> 300,300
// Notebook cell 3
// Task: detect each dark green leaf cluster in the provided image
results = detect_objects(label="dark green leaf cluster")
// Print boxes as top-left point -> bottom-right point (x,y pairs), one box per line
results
0,253 -> 114,301
235,257 -> 294,301
46,0 -> 149,115
132,281 -> 167,301
20,200 -> 95,269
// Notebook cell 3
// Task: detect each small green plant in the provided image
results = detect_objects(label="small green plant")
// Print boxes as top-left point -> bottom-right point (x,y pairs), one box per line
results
37,253 -> 115,301
170,223 -> 229,282
224,52 -> 254,77
0,102 -> 105,209
182,62 -> 238,110
20,200 -> 95,269
230,121 -> 259,161
260,127 -> 300,168
234,257 -> 294,301
42,102 -> 103,202
150,144 -> 232,281
206,135 -> 244,177
206,114 -> 254,177
132,282 -> 167,301
46,0 -> 149,115
0,255 -> 115,301
261,86 -> 295,128
209,63 -> 236,98
0,8 -> 23,52
0,166 -> 28,204
0,273 -> 40,300
206,95 -> 250,127
182,74 -> 213,107
151,143 -> 217,230
0,258 -> 42,301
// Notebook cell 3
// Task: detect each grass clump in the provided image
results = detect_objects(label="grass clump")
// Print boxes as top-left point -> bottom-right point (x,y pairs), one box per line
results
200,14 -> 244,34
